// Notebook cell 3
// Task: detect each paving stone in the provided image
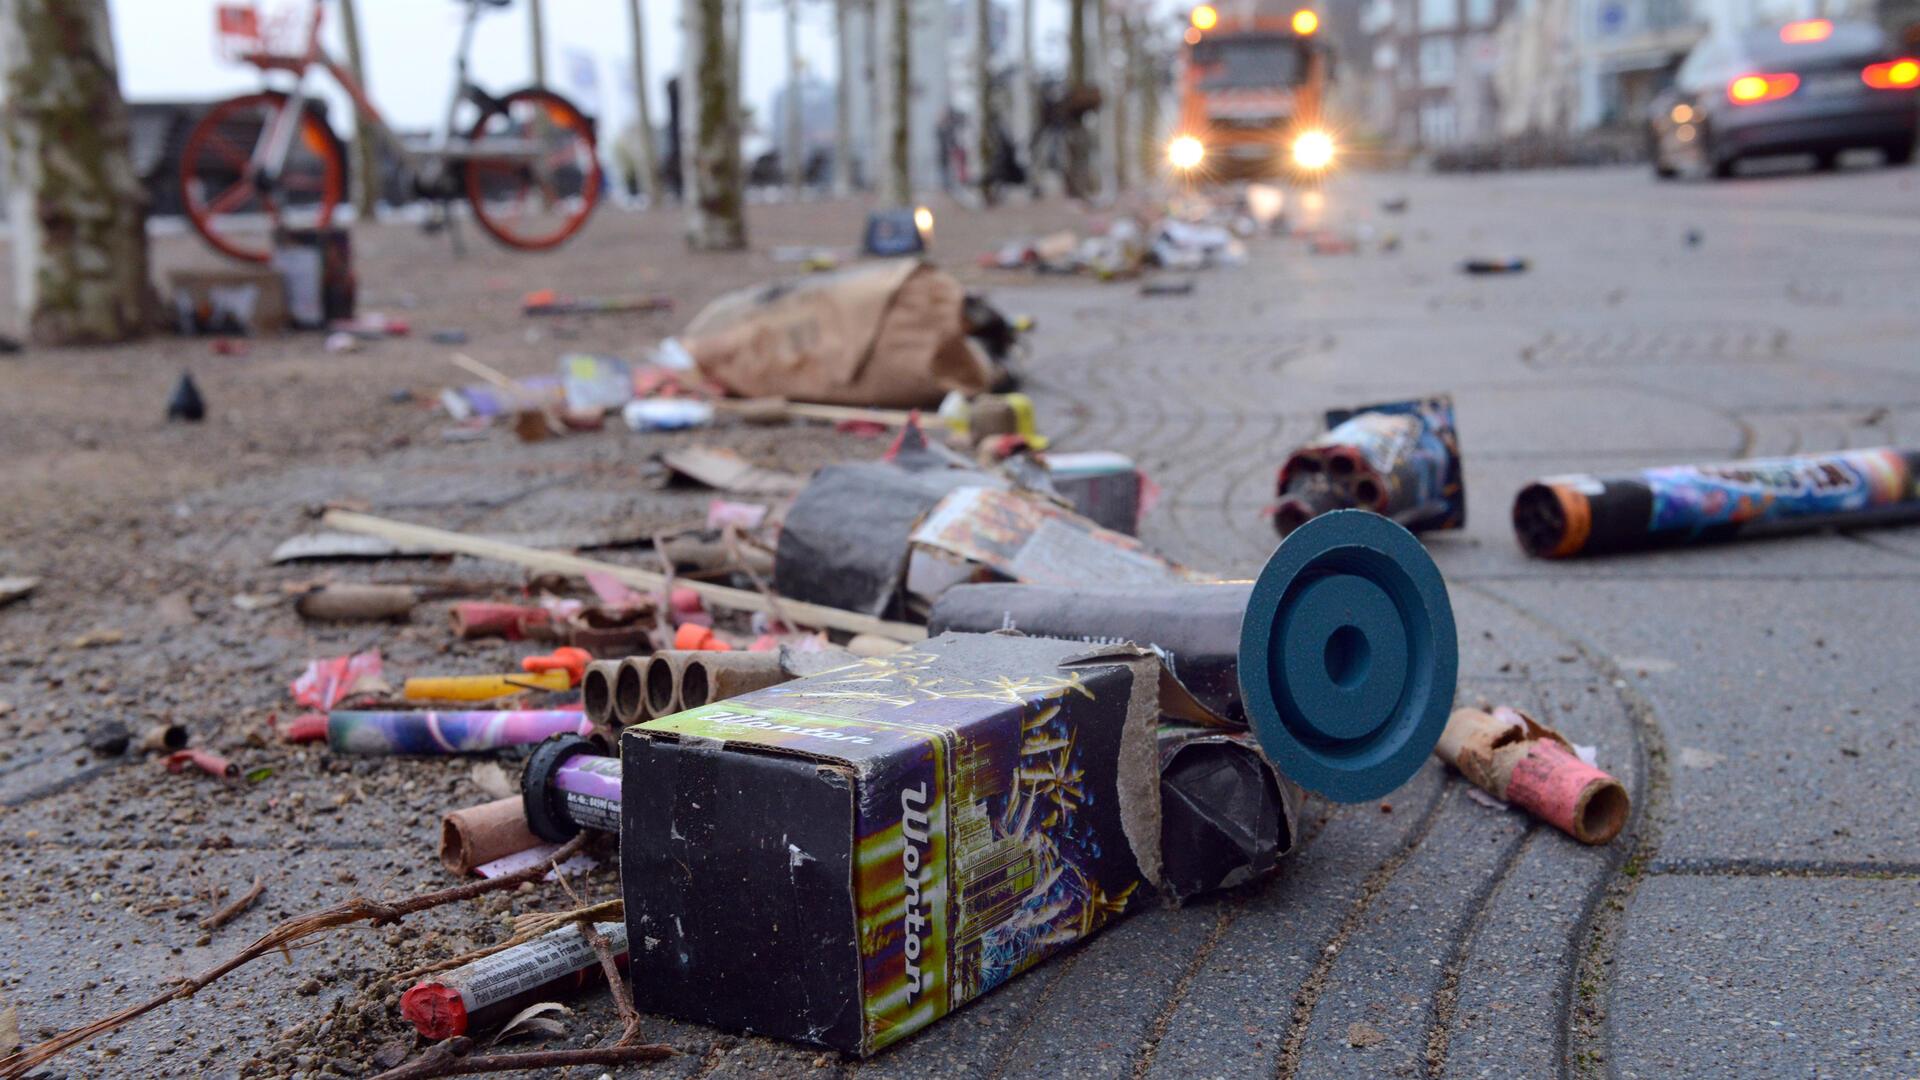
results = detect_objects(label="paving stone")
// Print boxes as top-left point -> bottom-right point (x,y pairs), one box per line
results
1611,875 -> 1920,1079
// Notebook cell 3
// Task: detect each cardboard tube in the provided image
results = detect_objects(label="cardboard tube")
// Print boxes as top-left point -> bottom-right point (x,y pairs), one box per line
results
684,651 -> 790,708
294,584 -> 417,621
582,660 -> 619,729
644,652 -> 692,717
137,722 -> 189,754
1437,707 -> 1629,845
613,656 -> 650,725
450,602 -> 551,641
440,797 -> 542,875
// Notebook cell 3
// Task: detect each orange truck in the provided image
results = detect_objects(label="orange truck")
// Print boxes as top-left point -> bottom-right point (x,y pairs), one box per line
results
1169,3 -> 1335,180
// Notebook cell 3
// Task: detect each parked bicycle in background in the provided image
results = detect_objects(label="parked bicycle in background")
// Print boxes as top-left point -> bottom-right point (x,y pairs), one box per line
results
182,0 -> 601,263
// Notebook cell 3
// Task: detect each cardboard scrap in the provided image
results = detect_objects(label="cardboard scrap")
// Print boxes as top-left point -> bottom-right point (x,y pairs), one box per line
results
660,446 -> 805,496
0,577 -> 39,608
909,486 -> 1196,590
681,259 -> 995,409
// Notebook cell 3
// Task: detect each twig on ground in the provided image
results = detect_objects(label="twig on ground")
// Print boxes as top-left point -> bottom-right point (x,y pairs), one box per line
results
367,1037 -> 674,1080
198,876 -> 265,931
0,833 -> 589,1080
576,920 -> 643,1045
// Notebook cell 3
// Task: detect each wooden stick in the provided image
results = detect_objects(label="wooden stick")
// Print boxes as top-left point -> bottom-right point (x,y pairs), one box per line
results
711,397 -> 919,426
197,877 -> 264,931
320,510 -> 927,642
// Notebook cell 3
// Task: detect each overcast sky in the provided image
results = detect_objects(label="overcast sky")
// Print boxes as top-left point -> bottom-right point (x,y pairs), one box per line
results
110,0 -> 1085,148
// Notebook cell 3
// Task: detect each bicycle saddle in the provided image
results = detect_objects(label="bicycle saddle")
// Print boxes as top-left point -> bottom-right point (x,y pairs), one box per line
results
460,0 -> 513,8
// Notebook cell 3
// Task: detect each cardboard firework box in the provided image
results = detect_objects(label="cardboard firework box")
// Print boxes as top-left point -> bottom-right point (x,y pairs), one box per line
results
620,633 -> 1169,1055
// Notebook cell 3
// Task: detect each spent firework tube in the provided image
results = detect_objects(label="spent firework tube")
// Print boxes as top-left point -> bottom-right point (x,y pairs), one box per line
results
1513,447 -> 1920,557
401,921 -> 629,1038
1155,726 -> 1302,903
522,734 -> 622,842
326,709 -> 593,755
1437,707 -> 1628,845
1274,395 -> 1466,537
928,582 -> 1254,723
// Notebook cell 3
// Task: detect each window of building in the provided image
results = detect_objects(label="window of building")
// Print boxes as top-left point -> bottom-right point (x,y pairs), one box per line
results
1420,100 -> 1458,144
1419,0 -> 1457,31
1419,36 -> 1456,86
1465,0 -> 1494,27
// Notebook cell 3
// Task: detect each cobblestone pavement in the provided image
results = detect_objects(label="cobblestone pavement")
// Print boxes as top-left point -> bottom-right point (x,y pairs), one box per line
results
5,163 -> 1919,1079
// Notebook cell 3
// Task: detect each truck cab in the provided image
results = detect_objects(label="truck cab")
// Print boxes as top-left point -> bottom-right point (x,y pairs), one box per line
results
1169,4 -> 1335,181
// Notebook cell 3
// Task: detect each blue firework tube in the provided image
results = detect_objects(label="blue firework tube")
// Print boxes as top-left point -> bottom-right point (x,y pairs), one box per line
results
326,710 -> 593,754
1513,447 -> 1920,557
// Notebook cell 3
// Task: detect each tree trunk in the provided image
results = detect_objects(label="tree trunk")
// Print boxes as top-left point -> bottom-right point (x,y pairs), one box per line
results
1015,0 -> 1036,197
1096,0 -> 1123,196
625,0 -> 662,205
882,0 -> 912,203
336,0 -> 381,219
527,0 -> 548,86
1065,0 -> 1090,195
0,0 -> 152,345
832,0 -> 855,195
784,0 -> 804,196
682,0 -> 747,248
974,0 -> 996,205
1134,16 -> 1159,184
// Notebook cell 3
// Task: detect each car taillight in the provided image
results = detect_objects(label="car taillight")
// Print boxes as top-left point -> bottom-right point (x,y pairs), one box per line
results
1862,58 -> 1920,89
1727,73 -> 1799,104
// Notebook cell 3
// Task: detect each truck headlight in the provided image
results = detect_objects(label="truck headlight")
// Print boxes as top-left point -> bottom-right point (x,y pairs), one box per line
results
1169,135 -> 1205,170
1291,130 -> 1335,170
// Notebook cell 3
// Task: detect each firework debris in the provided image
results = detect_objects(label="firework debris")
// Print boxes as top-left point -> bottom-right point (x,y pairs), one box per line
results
1512,447 -> 1920,557
1437,706 -> 1629,845
401,922 -> 629,1039
1273,395 -> 1466,537
620,632 -> 1273,1055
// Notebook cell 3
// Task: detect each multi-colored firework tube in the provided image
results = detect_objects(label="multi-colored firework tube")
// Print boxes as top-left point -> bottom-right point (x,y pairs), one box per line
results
928,582 -> 1255,723
521,735 -> 622,842
400,921 -> 628,1038
326,709 -> 594,755
1512,447 -> 1920,557
1437,707 -> 1628,845
1274,395 -> 1466,537
1156,726 -> 1301,903
1239,510 -> 1458,803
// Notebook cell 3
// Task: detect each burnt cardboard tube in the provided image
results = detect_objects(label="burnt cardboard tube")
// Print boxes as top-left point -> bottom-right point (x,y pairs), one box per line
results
581,660 -> 619,728
613,656 -> 650,725
644,652 -> 693,717
685,652 -> 790,707
440,796 -> 543,876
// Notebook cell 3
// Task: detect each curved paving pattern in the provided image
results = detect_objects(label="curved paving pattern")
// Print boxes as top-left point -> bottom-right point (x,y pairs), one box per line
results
851,166 -> 1920,1079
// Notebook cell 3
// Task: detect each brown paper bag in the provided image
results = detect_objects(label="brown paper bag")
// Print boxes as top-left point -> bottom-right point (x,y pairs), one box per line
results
682,259 -> 994,408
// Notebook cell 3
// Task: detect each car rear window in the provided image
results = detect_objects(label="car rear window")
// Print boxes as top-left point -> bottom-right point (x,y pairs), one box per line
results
1740,22 -> 1890,65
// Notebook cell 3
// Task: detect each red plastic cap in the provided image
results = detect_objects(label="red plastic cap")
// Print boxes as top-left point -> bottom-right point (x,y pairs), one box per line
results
400,983 -> 469,1039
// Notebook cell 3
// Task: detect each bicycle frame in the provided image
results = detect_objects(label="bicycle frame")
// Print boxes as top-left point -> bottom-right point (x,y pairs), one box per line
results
247,0 -> 540,194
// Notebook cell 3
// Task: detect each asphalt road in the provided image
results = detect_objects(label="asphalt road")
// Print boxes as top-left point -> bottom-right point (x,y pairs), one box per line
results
3,160 -> 1918,1079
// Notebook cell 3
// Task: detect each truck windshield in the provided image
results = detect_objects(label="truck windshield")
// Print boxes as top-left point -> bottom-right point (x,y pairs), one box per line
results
1191,35 -> 1308,91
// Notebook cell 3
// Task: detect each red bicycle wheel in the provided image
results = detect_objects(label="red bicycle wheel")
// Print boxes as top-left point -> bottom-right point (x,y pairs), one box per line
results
181,92 -> 344,263
464,88 -> 602,251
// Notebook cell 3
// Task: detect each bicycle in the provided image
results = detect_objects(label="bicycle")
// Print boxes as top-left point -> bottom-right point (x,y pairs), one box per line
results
182,0 -> 602,263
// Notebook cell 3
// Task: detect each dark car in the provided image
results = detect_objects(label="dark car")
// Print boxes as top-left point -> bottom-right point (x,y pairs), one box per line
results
1649,18 -> 1918,178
